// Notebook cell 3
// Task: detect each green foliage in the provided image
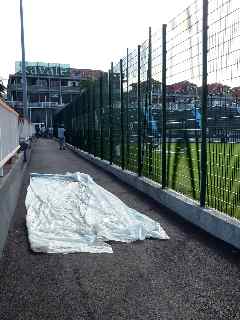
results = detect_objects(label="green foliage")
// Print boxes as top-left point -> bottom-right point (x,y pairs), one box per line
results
0,80 -> 6,98
79,79 -> 95,91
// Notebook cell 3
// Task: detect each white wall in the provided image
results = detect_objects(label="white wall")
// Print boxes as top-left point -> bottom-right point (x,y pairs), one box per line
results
0,100 -> 19,176
0,99 -> 35,176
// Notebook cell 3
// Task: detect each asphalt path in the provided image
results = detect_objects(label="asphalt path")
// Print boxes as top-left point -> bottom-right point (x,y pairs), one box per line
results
0,139 -> 239,320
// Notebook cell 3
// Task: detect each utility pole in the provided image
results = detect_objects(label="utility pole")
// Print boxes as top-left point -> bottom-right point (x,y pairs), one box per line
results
20,0 -> 28,119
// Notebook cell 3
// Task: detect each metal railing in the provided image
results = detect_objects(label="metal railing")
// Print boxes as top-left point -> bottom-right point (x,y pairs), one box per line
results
55,0 -> 240,219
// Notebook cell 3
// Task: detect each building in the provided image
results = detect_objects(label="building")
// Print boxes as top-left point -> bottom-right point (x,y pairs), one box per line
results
232,87 -> 240,98
7,62 -> 102,127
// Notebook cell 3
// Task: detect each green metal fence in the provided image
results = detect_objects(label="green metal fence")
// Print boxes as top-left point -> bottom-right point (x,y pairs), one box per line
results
55,0 -> 240,219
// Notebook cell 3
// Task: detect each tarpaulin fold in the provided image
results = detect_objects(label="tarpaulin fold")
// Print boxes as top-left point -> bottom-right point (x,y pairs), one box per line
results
26,172 -> 169,254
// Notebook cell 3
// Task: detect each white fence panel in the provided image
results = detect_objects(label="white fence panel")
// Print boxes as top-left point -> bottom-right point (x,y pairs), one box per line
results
0,99 -> 19,176
18,118 -> 35,142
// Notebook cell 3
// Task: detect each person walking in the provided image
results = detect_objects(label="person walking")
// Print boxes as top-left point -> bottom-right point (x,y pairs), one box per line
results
49,127 -> 53,138
58,124 -> 65,150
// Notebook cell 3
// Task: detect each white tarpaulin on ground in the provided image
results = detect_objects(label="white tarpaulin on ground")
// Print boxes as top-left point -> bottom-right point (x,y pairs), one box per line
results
25,172 -> 169,254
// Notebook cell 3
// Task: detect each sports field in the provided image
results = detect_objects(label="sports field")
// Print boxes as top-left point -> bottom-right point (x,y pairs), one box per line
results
110,141 -> 240,219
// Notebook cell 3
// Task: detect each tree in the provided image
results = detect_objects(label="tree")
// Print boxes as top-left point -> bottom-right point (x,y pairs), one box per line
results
0,80 -> 6,98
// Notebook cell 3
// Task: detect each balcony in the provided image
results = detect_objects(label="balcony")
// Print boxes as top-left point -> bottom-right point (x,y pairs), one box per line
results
8,84 -> 81,94
6,101 -> 67,110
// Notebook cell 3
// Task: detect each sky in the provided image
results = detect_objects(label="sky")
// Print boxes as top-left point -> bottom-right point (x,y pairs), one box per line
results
0,0 -> 193,84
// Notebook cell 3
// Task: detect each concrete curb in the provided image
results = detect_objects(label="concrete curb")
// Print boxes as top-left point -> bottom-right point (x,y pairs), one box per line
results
67,144 -> 240,250
0,148 -> 31,257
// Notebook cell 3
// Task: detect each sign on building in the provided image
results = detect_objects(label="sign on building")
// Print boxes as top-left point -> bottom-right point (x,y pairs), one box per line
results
15,62 -> 70,77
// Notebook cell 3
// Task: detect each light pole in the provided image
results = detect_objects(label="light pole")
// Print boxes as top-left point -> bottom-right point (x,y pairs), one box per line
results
20,0 -> 28,119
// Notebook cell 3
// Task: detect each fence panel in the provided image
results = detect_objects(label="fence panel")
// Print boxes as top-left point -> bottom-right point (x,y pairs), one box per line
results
122,55 -> 128,169
126,48 -> 138,173
140,39 -> 150,177
101,72 -> 110,161
166,1 -> 202,201
112,62 -> 121,166
141,28 -> 163,183
94,79 -> 101,158
206,0 -> 240,218
54,0 -> 240,221
83,91 -> 89,152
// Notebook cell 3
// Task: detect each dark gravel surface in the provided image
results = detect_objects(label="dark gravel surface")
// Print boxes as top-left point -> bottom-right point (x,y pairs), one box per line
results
0,139 -> 240,320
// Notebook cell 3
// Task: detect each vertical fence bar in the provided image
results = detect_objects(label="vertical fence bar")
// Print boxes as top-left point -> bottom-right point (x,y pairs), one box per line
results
162,24 -> 167,188
200,0 -> 208,207
108,69 -> 111,162
100,73 -> 104,160
137,45 -> 142,176
84,92 -> 87,151
87,87 -> 91,153
126,48 -> 129,168
92,82 -> 94,155
120,59 -> 125,170
109,63 -> 113,164
148,26 -> 153,177
90,84 -> 92,154
92,82 -> 96,156
82,93 -> 84,150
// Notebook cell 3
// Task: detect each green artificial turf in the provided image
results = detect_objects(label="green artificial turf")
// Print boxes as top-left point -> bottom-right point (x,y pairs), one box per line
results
110,142 -> 240,219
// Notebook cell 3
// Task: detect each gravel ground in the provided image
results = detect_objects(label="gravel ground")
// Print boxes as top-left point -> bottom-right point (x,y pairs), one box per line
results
0,138 -> 239,320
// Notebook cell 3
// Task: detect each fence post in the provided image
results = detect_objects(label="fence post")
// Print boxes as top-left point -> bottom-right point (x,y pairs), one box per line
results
162,24 -> 167,188
200,0 -> 208,207
109,63 -> 113,164
137,45 -> 142,176
85,92 -> 88,151
87,86 -> 91,153
100,73 -> 104,160
126,48 -> 129,168
108,69 -> 111,161
81,96 -> 83,149
148,26 -> 153,177
83,92 -> 86,150
90,84 -> 93,154
120,59 -> 125,170
92,81 -> 96,156
81,94 -> 83,150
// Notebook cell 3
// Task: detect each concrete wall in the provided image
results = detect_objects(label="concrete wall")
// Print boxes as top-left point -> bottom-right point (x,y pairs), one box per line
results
0,149 -> 31,257
68,144 -> 240,251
